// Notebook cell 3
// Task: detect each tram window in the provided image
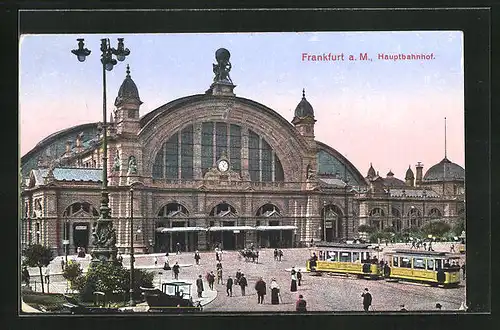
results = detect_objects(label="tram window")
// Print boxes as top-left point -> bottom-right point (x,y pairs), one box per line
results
329,251 -> 338,261
413,258 -> 425,269
319,251 -> 325,261
352,252 -> 360,262
340,252 -> 351,262
393,256 -> 399,267
400,257 -> 411,268
435,259 -> 442,270
427,259 -> 434,270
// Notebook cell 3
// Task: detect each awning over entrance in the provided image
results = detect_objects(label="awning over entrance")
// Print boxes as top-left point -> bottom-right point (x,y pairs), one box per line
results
208,226 -> 255,231
156,227 -> 207,233
255,225 -> 298,231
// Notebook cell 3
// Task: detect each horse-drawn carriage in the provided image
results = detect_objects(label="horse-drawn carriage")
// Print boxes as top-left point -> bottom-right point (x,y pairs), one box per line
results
239,249 -> 259,263
141,281 -> 202,313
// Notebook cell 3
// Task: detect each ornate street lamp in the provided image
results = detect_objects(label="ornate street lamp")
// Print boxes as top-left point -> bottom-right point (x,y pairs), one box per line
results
71,38 -> 130,264
129,186 -> 135,306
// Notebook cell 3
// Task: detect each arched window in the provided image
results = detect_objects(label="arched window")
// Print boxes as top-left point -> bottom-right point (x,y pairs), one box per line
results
210,203 -> 237,217
408,207 -> 422,228
369,207 -> 385,230
428,208 -> 442,219
152,122 -> 284,182
391,207 -> 402,232
321,204 -> 344,241
63,202 -> 99,217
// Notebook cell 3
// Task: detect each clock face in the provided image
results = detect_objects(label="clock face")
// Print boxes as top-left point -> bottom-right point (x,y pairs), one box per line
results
218,160 -> 229,172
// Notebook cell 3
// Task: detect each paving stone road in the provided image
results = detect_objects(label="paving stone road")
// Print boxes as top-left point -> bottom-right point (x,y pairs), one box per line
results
23,242 -> 466,313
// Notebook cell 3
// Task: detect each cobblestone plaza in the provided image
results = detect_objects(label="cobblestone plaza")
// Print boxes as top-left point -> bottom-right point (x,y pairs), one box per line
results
24,244 -> 465,313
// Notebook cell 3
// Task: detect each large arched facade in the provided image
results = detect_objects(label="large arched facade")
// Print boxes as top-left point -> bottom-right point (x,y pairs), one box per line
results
20,50 -> 464,254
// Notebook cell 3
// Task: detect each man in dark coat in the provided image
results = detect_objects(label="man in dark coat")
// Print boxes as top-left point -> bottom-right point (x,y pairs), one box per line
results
361,288 -> 372,312
274,248 -> 278,261
297,269 -> 302,286
21,266 -> 30,286
296,294 -> 307,312
278,249 -> 283,261
235,269 -> 242,285
172,262 -> 180,280
290,267 -> 298,292
255,277 -> 267,304
207,271 -> 215,290
194,251 -> 201,265
226,275 -> 233,296
196,275 -> 204,298
239,273 -> 248,296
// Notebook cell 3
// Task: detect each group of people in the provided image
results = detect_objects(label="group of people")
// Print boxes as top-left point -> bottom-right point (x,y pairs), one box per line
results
273,248 -> 284,261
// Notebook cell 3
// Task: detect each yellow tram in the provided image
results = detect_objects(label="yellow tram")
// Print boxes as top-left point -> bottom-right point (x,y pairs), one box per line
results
384,249 -> 461,287
306,243 -> 382,279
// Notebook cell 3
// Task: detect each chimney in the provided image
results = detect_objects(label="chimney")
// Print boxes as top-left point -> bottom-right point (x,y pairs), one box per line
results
415,162 -> 424,186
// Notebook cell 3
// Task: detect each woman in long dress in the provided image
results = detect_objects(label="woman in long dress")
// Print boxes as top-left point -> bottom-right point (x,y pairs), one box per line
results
270,279 -> 280,304
290,267 -> 298,292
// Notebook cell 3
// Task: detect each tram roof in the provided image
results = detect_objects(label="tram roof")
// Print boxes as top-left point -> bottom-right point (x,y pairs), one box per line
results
390,249 -> 454,256
315,242 -> 373,249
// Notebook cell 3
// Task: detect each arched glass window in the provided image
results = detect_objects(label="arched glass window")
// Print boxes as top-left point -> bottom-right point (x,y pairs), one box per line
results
152,122 -> 284,182
408,207 -> 422,227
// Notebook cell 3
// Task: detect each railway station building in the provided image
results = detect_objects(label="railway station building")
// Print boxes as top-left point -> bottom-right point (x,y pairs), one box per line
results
20,51 -> 465,254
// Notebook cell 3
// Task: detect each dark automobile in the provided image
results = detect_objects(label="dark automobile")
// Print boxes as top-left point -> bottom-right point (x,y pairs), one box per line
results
141,281 -> 202,313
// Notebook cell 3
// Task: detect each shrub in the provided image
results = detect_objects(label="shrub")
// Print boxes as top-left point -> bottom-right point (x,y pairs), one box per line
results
62,261 -> 83,290
421,220 -> 451,237
73,262 -> 154,302
357,224 -> 375,233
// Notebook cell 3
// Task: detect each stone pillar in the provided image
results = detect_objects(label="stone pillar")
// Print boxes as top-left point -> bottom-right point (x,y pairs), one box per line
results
193,122 -> 203,179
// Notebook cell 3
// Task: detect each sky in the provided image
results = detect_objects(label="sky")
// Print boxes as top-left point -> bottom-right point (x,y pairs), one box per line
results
19,31 -> 464,179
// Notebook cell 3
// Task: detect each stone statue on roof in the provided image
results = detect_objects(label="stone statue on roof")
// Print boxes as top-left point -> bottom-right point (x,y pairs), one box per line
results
213,48 -> 233,83
128,155 -> 138,175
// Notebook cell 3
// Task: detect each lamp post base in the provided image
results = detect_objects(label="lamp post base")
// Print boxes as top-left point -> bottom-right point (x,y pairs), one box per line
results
90,247 -> 119,265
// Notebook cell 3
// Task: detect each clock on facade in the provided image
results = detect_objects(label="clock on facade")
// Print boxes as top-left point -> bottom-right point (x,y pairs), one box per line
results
217,159 -> 229,172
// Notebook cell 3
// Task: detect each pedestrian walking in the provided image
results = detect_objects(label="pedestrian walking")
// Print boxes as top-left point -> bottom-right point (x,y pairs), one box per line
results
60,257 -> 65,271
423,242 -> 427,250
226,275 -> 233,296
207,271 -> 215,290
450,244 -> 455,253
194,250 -> 201,265
297,269 -> 302,286
361,288 -> 372,312
278,249 -> 283,261
235,269 -> 242,285
255,277 -> 267,304
239,273 -> 248,296
172,261 -> 180,279
217,267 -> 224,285
400,304 -> 408,311
435,303 -> 442,310
290,267 -> 298,292
196,275 -> 204,298
176,242 -> 181,254
22,266 -> 30,286
273,248 -> 278,261
270,278 -> 280,305
154,256 -> 158,267
296,294 -> 307,312
44,267 -> 50,284
428,241 -> 433,251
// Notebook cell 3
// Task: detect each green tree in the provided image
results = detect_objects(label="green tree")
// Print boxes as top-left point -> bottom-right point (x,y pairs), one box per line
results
453,218 -> 465,236
357,224 -> 375,233
22,244 -> 54,293
421,220 -> 451,238
74,262 -> 154,302
62,261 -> 83,290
